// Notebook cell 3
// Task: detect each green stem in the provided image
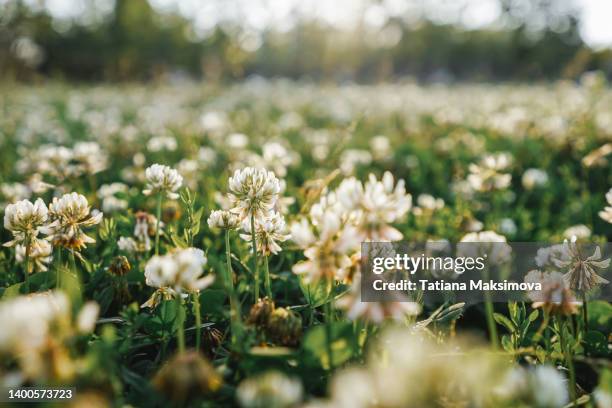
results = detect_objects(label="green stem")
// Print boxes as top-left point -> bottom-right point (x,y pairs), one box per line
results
250,213 -> 259,301
23,234 -> 31,293
175,295 -> 185,354
264,255 -> 272,299
559,316 -> 577,402
155,192 -> 162,255
324,277 -> 334,371
483,267 -> 499,349
582,292 -> 588,334
225,230 -> 242,345
56,248 -> 62,289
193,292 -> 201,351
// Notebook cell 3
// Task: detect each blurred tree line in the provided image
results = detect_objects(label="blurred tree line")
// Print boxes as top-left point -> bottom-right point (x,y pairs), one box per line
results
1,0 -> 611,82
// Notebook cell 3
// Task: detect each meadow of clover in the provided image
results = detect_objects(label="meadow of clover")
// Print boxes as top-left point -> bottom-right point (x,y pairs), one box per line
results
0,77 -> 611,407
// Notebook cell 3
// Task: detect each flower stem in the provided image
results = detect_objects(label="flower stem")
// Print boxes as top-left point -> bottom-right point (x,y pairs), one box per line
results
193,292 -> 201,351
263,255 -> 272,299
56,248 -> 62,289
225,229 -> 242,345
155,192 -> 162,255
23,234 -> 31,293
483,267 -> 499,349
582,292 -> 588,333
558,316 -> 577,402
175,295 -> 185,354
324,276 -> 334,371
250,213 -> 259,301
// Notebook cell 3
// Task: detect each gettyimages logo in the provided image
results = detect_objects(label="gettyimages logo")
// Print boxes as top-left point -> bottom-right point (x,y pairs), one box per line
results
361,241 -> 611,304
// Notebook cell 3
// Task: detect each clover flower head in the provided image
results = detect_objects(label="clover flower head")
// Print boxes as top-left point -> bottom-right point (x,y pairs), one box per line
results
73,141 -> 108,175
337,273 -> 421,323
237,371 -> 303,408
207,209 -> 241,230
47,192 -> 103,251
144,247 -> 214,296
16,239 -> 53,273
143,164 -> 183,199
524,270 -> 579,315
336,171 -> 411,242
599,188 -> 612,224
467,152 -> 512,192
554,239 -> 610,292
240,211 -> 290,255
228,167 -> 281,220
3,198 -> 49,247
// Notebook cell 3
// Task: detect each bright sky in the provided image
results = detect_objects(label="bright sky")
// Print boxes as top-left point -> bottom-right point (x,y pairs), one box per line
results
17,0 -> 612,48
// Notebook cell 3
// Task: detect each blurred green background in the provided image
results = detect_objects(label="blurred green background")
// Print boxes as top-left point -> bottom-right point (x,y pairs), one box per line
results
1,0 -> 612,82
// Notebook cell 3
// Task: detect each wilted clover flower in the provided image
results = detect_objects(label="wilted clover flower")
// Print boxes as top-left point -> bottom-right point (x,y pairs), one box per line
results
599,188 -> 612,223
524,270 -> 579,315
207,210 -> 241,230
3,198 -> 49,247
143,164 -> 183,199
240,211 -> 290,255
228,167 -> 280,220
144,248 -> 214,296
553,240 -> 610,292
467,152 -> 512,192
153,351 -> 222,403
247,297 -> 275,328
47,193 -> 103,251
266,307 -> 303,346
237,371 -> 303,408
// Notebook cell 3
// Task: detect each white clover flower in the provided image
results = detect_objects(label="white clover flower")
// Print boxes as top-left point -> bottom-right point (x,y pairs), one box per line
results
97,182 -> 129,213
240,211 -> 290,255
336,171 -> 412,242
337,273 -> 421,323
16,239 -> 52,273
1,182 -> 31,206
599,188 -> 612,223
416,194 -> 444,211
117,236 -> 138,253
228,167 -> 281,221
0,291 -> 70,353
3,198 -> 49,247
339,149 -> 372,175
76,301 -> 100,334
147,135 -> 177,152
144,248 -> 214,296
562,224 -> 591,240
73,141 -> 108,175
261,141 -> 299,177
207,210 -> 241,230
467,152 -> 513,192
291,201 -> 360,283
237,371 -> 303,408
47,192 -> 103,251
524,270 -> 579,315
521,168 -> 549,190
496,365 -> 568,408
458,230 -> 512,265
370,135 -> 391,160
143,164 -> 183,200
